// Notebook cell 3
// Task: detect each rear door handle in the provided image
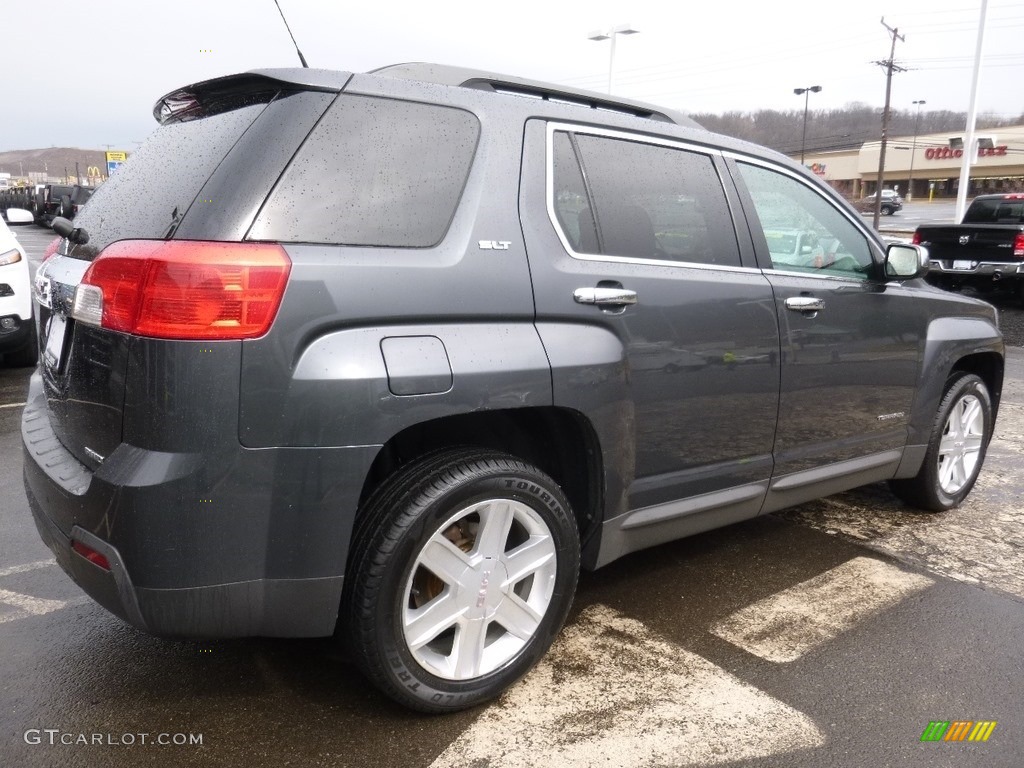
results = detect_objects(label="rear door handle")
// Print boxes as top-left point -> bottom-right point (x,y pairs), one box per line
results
574,287 -> 638,307
785,296 -> 825,313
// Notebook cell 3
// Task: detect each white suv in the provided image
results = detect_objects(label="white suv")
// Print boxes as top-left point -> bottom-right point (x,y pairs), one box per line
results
0,209 -> 37,366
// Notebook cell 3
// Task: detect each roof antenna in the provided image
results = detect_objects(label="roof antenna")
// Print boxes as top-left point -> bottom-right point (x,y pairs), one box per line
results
272,0 -> 309,68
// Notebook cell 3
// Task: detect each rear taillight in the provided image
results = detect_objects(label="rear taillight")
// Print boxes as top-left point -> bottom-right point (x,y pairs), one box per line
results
1014,233 -> 1024,259
911,230 -> 922,246
42,237 -> 61,261
72,540 -> 111,571
71,240 -> 291,340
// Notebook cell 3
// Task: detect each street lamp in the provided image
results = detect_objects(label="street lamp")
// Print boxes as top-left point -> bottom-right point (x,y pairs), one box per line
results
907,99 -> 926,201
587,24 -> 640,95
793,85 -> 822,165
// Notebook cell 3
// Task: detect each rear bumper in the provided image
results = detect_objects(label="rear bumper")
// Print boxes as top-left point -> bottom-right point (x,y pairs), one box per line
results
928,260 -> 1024,281
21,371 -> 380,638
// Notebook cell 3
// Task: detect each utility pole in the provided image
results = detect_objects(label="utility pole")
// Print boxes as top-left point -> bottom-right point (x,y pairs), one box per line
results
872,18 -> 906,230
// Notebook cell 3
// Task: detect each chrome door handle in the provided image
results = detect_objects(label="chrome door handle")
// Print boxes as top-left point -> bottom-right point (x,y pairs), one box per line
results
574,287 -> 638,306
785,296 -> 825,313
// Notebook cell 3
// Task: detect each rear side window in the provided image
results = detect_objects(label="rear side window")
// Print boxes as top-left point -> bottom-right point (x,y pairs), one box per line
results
249,96 -> 480,247
550,129 -> 741,268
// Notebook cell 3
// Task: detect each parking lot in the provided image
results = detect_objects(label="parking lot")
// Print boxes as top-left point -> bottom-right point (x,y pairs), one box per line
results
2,216 -> 1024,767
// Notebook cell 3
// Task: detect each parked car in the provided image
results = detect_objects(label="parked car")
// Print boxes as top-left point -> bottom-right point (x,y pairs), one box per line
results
858,189 -> 903,215
23,64 -> 1003,713
0,208 -> 37,366
68,185 -> 94,219
37,183 -> 74,224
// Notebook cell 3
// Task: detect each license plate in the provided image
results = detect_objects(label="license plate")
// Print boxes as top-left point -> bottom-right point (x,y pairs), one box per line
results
44,314 -> 67,370
952,260 -> 973,271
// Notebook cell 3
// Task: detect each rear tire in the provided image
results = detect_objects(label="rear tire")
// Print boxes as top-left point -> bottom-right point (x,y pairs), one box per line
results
343,448 -> 580,712
889,373 -> 992,511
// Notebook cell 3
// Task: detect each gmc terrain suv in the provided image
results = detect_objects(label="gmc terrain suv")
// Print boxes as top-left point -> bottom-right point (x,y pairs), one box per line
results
22,64 -> 1004,712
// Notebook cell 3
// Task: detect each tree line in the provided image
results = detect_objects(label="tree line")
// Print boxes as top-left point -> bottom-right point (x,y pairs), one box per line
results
689,105 -> 1024,156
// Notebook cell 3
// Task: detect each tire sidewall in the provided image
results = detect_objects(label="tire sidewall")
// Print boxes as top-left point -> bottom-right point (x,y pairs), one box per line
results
370,464 -> 579,711
923,374 -> 992,509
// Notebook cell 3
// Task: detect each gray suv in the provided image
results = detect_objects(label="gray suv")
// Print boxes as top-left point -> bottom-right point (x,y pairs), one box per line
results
22,64 -> 1004,712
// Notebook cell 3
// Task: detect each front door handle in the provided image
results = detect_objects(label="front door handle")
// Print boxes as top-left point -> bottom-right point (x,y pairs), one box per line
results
574,287 -> 638,307
785,296 -> 825,313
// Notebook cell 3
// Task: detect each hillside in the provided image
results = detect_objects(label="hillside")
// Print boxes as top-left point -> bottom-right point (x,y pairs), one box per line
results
690,106 -> 1024,156
0,147 -> 109,183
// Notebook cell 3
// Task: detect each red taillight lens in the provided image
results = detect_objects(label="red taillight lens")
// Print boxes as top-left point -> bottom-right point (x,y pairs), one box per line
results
911,230 -> 922,246
1014,233 -> 1024,259
77,240 -> 291,340
42,237 -> 61,261
72,540 -> 111,571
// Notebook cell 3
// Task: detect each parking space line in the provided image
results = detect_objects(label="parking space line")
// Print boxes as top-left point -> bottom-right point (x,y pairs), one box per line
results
0,402 -> 28,409
0,587 -> 68,619
429,604 -> 823,768
711,557 -> 932,663
0,559 -> 54,578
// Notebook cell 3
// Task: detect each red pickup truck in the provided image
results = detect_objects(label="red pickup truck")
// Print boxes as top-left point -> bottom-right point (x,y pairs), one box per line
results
915,193 -> 1024,303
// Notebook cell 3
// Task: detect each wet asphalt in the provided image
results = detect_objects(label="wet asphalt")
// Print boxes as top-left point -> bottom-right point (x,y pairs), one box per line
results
2,220 -> 1024,767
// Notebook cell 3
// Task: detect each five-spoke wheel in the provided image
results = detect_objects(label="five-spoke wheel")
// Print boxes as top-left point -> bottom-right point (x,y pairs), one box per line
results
344,449 -> 579,712
890,373 -> 993,511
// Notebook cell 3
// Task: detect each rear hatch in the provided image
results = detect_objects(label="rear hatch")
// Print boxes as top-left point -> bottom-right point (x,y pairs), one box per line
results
35,72 -> 341,476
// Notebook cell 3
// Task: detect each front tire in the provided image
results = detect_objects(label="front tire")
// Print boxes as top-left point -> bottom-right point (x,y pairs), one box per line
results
889,373 -> 992,511
343,449 -> 580,712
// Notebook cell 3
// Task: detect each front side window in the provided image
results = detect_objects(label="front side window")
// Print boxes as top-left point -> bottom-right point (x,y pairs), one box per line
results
550,129 -> 741,268
737,162 -> 874,280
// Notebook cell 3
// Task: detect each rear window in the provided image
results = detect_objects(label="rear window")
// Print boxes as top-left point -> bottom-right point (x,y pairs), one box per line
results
964,198 -> 1024,224
70,97 -> 274,257
248,95 -> 480,247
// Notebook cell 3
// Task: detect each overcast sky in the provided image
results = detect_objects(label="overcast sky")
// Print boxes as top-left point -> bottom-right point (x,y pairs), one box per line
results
3,0 -> 1021,151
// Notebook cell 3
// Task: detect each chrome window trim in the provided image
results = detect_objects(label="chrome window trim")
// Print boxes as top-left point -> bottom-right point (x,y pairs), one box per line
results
544,122 -> 750,273
767,268 -> 873,284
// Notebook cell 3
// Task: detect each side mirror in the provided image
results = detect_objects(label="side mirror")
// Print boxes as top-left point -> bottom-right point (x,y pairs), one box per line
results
3,207 -> 34,225
885,243 -> 929,280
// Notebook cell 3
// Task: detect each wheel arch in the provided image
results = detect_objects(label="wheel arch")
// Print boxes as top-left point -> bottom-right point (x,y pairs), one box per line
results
359,406 -> 605,566
896,317 -> 1004,479
949,350 -> 1004,417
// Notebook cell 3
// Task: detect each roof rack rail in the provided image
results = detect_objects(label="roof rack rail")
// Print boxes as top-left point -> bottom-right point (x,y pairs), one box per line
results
369,63 -> 699,128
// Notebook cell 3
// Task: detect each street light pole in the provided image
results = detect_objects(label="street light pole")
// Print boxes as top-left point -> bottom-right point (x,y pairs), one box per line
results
587,24 -> 640,94
793,85 -> 822,165
907,99 -> 926,201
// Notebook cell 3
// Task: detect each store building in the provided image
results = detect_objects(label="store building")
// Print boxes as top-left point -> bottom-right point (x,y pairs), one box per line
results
800,124 -> 1024,201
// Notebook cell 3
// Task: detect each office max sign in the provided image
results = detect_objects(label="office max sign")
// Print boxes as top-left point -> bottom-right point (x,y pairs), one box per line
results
924,145 -> 1008,160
